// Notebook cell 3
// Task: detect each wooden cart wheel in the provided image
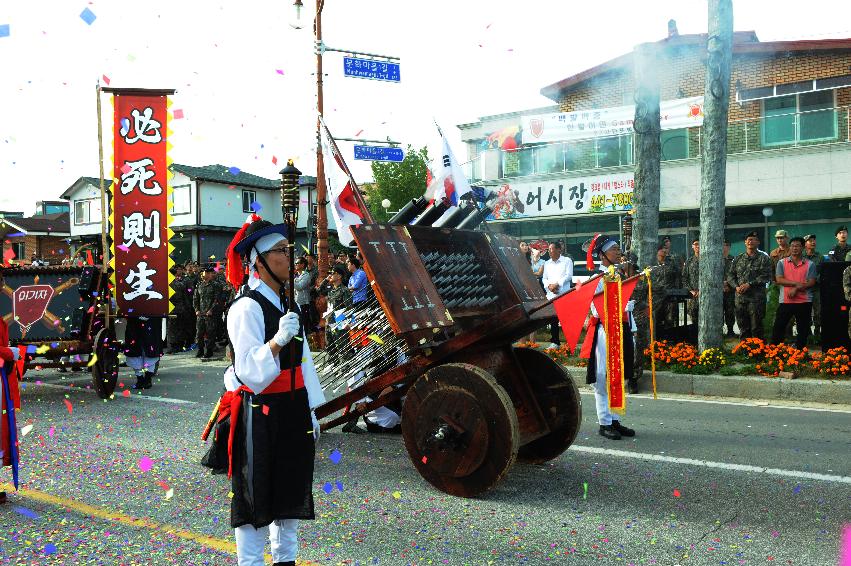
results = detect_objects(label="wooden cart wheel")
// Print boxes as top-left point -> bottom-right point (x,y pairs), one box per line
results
402,363 -> 519,498
91,327 -> 119,399
514,347 -> 582,464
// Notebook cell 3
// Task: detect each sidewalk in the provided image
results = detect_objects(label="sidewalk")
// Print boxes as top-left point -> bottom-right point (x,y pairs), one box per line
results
565,364 -> 851,407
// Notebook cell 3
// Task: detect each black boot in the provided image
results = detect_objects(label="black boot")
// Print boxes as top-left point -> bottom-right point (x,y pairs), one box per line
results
273,562 -> 296,566
598,424 -> 621,440
628,379 -> 639,394
195,348 -> 206,359
132,374 -> 149,390
612,421 -> 635,437
143,371 -> 154,389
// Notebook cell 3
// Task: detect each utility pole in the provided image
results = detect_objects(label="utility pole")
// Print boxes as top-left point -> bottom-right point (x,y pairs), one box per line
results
632,41 -> 661,270
698,0 -> 733,351
313,0 -> 329,281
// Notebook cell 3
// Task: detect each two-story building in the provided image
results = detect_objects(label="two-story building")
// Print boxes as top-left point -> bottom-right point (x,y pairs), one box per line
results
62,164 -> 334,266
459,28 -> 851,268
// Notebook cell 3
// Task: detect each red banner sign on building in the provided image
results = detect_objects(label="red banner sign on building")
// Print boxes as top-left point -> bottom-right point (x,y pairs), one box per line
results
108,89 -> 175,317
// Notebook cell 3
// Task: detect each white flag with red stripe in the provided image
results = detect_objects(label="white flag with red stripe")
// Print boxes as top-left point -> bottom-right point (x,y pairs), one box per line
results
319,118 -> 365,247
424,134 -> 472,206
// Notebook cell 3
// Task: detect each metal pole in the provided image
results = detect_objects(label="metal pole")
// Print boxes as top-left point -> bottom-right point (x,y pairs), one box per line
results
315,0 -> 329,281
96,82 -> 111,329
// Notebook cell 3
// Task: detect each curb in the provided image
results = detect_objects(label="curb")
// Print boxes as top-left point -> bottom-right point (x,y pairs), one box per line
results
565,365 -> 851,406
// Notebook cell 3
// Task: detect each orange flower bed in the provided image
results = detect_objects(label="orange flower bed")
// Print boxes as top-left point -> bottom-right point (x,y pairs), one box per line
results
812,347 -> 851,376
644,339 -> 699,368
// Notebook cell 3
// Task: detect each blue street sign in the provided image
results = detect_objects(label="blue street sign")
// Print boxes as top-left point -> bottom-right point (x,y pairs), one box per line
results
354,145 -> 404,162
343,57 -> 400,83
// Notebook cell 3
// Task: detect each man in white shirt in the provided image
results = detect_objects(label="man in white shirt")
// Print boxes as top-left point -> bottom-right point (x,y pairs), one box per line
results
542,242 -> 573,346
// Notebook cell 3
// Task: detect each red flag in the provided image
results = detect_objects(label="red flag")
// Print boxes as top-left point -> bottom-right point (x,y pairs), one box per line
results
592,275 -> 639,321
553,279 -> 599,353
603,279 -> 627,413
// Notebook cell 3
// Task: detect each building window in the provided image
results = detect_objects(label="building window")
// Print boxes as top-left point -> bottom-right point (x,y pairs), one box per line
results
12,242 -> 25,261
661,128 -> 689,161
171,184 -> 191,215
762,91 -> 836,147
242,190 -> 257,213
73,198 -> 102,225
596,134 -> 632,168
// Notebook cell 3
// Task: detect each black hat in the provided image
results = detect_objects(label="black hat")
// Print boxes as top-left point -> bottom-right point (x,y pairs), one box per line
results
804,234 -> 816,241
233,219 -> 289,256
836,225 -> 848,236
744,231 -> 759,240
331,264 -> 348,278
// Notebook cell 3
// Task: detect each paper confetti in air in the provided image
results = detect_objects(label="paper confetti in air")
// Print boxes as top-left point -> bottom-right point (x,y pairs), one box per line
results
44,544 -> 57,555
116,244 -> 129,252
35,345 -> 50,354
63,399 -> 73,414
87,354 -> 98,367
335,481 -> 344,492
79,8 -> 96,25
120,164 -> 132,174
122,389 -> 131,397
392,491 -> 401,500
583,482 -> 588,500
329,449 -> 342,464
322,482 -> 333,494
138,456 -> 153,472
275,69 -> 284,75
102,74 -> 111,85
0,24 -> 10,38
165,488 -> 174,500
20,424 -> 33,437
368,334 -> 384,345
673,489 -> 681,497
228,166 -> 240,175
262,404 -> 269,415
173,109 -> 184,119
48,426 -> 55,438
250,201 -> 262,212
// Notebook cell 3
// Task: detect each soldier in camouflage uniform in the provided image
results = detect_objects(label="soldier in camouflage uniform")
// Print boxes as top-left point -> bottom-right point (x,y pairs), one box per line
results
660,237 -> 682,328
726,231 -> 773,339
323,265 -> 353,367
684,238 -> 700,329
803,234 -> 823,338
843,260 -> 851,339
829,225 -> 849,262
723,241 -> 736,337
193,265 -> 226,358
166,265 -> 195,353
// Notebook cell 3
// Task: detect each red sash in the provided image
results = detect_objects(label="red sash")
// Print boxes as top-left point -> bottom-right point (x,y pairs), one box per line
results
216,367 -> 304,478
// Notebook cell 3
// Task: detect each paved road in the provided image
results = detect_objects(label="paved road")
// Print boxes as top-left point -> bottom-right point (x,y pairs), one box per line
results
1,352 -> 849,565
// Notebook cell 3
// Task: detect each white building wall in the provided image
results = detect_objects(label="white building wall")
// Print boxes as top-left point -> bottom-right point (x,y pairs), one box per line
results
67,181 -> 105,239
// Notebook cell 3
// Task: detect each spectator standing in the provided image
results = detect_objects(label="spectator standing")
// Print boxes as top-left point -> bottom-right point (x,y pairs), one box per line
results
727,231 -> 773,339
802,234 -> 824,338
541,242 -> 573,348
684,238 -> 700,327
166,265 -> 195,353
770,230 -> 791,269
294,257 -> 312,331
324,265 -> 353,365
659,237 -> 682,328
723,240 -> 736,337
347,257 -> 368,305
829,225 -> 849,261
771,237 -> 816,349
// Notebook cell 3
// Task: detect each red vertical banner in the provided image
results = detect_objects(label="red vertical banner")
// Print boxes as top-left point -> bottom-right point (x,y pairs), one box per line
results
602,278 -> 626,414
109,91 -> 174,317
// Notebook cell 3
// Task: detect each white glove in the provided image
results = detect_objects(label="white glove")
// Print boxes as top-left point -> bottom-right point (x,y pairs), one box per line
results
273,312 -> 301,347
625,299 -> 635,313
311,410 -> 320,441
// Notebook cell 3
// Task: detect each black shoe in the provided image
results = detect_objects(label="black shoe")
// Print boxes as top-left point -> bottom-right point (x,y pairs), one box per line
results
0,491 -> 6,505
628,379 -> 639,394
612,421 -> 635,437
195,349 -> 206,359
58,367 -> 68,373
273,562 -> 296,566
599,424 -> 621,440
165,349 -> 178,355
132,375 -> 149,390
143,372 -> 155,389
342,420 -> 365,434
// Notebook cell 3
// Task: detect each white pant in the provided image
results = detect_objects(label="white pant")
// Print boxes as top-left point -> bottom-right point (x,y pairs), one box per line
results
235,519 -> 298,565
592,324 -> 620,426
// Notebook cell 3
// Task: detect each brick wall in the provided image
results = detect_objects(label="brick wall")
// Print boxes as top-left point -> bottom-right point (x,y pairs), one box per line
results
558,46 -> 851,123
5,235 -> 70,264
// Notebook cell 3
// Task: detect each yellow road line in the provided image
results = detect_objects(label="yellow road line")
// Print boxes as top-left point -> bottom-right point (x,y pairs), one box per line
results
1,483 -> 319,564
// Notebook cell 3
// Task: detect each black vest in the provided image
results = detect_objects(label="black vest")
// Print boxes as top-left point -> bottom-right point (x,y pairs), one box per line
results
232,289 -> 302,371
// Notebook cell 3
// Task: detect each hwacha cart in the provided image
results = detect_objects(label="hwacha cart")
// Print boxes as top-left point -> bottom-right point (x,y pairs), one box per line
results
0,264 -> 120,398
313,219 -> 582,498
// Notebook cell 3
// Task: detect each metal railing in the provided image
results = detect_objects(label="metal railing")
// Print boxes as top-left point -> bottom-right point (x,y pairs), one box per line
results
464,105 -> 851,183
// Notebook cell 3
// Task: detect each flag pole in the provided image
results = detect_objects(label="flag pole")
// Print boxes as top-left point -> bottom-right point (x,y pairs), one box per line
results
96,80 -> 111,329
319,117 -> 375,223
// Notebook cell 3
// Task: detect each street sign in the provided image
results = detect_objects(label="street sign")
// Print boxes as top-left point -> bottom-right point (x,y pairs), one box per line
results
354,145 -> 404,162
343,57 -> 400,83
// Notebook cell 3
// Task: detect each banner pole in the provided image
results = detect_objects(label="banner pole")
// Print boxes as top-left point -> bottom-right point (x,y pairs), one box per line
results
96,81 -> 111,329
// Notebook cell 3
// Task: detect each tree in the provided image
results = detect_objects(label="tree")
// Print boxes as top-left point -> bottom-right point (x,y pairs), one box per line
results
366,145 -> 430,221
698,0 -> 733,351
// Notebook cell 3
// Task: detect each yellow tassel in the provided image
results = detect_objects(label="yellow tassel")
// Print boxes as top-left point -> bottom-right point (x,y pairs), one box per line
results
643,268 -> 657,400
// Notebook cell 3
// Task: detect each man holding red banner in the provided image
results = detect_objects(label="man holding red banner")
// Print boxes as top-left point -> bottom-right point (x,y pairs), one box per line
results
580,235 -> 638,441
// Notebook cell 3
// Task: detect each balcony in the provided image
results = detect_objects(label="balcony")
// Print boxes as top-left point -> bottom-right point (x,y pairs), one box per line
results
464,105 -> 851,183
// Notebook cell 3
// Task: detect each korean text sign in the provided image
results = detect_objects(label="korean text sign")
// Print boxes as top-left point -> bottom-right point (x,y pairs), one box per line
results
111,93 -> 171,316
